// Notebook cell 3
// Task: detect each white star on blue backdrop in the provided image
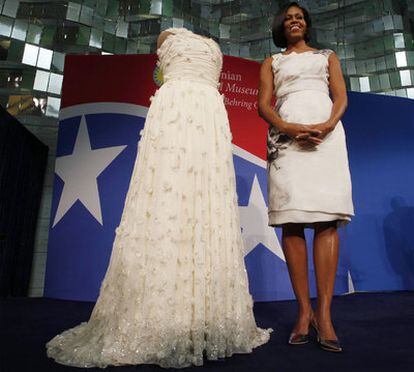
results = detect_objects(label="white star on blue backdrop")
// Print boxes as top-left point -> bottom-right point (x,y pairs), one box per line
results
239,175 -> 284,260
53,116 -> 127,227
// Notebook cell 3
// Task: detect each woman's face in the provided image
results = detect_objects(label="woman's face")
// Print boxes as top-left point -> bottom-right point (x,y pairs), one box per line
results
283,6 -> 307,43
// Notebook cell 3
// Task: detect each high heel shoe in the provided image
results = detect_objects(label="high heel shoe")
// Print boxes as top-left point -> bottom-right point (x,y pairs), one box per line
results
310,319 -> 343,353
288,313 -> 315,345
288,331 -> 310,345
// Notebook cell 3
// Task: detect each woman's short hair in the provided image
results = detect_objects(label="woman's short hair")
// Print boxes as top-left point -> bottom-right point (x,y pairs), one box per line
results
272,2 -> 312,48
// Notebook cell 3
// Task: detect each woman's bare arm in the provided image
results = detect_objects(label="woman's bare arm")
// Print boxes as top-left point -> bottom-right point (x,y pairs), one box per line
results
326,52 -> 348,128
258,57 -> 287,130
309,52 -> 348,139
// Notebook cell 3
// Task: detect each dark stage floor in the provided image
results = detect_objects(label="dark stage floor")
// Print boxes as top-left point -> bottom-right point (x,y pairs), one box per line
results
1,292 -> 414,372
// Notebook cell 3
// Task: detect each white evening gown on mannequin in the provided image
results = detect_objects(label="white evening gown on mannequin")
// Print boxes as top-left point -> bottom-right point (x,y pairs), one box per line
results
46,27 -> 271,369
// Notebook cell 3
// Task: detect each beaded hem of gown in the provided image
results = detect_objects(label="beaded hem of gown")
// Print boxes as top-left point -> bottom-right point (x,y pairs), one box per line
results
46,27 -> 271,369
267,50 -> 354,227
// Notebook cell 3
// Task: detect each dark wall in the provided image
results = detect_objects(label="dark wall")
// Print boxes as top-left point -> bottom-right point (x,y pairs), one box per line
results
0,106 -> 48,297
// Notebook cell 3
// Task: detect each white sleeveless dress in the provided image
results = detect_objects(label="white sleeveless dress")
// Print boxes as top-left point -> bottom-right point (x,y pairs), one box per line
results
46,27 -> 270,369
267,50 -> 354,227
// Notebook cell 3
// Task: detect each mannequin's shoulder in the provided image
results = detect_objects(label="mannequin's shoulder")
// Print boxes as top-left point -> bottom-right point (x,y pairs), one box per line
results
157,30 -> 175,49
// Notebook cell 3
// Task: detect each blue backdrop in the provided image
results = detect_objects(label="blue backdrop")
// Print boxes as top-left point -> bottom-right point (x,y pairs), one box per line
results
341,92 -> 414,291
44,92 -> 414,301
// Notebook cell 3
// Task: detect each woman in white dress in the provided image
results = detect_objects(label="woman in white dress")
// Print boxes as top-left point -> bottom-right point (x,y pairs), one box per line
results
46,28 -> 270,368
258,2 -> 354,352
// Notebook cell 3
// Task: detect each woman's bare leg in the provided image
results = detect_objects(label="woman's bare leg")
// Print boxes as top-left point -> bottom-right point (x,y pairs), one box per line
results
313,221 -> 339,340
282,223 -> 313,334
